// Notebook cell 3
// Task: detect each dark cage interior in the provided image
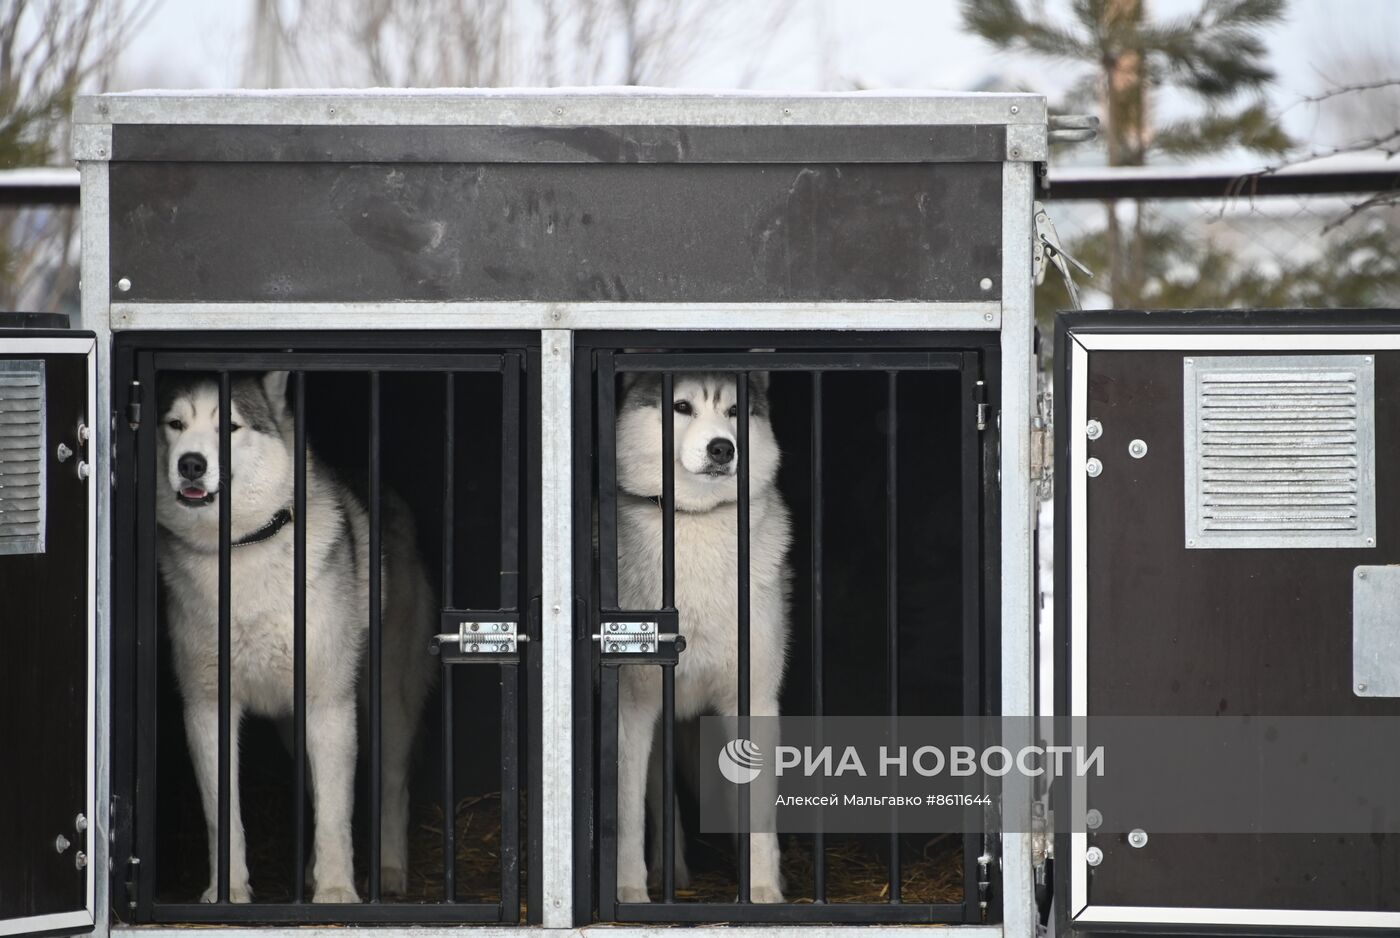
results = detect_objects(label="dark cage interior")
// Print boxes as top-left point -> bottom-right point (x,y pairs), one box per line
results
110,333 -> 540,925
577,332 -> 1000,925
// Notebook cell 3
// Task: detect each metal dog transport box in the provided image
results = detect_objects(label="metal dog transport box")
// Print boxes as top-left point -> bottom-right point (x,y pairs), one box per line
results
1,89 -> 1049,937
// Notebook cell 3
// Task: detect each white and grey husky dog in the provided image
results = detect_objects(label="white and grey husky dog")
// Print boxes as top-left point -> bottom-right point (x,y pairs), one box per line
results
156,371 -> 434,903
614,371 -> 792,903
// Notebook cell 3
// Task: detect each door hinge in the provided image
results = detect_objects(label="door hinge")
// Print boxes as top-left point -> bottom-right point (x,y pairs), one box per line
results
125,379 -> 142,430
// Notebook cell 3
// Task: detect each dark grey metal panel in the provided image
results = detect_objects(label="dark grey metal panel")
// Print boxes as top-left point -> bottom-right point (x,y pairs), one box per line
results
108,162 -> 1003,303
111,124 -> 1007,164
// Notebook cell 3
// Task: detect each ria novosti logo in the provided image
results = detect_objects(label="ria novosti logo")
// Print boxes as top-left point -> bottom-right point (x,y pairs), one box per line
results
717,738 -> 764,784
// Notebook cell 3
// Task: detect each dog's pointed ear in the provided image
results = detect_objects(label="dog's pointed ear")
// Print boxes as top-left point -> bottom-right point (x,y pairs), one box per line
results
262,371 -> 290,415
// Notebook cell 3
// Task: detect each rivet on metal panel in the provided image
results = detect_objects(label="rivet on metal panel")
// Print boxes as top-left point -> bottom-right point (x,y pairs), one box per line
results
979,277 -> 994,291
75,851 -> 87,870
1187,538 -> 1196,547
78,461 -> 91,480
75,813 -> 87,833
1010,147 -> 1022,158
1010,105 -> 1020,115
116,277 -> 131,293
1128,829 -> 1148,848
327,106 -> 336,116
55,834 -> 70,853
1085,809 -> 1103,830
1184,358 -> 1194,366
57,442 -> 73,463
1358,682 -> 1368,693
1359,571 -> 1368,580
1085,457 -> 1103,478
1368,537 -> 1376,546
1085,846 -> 1103,867
983,312 -> 993,322
1085,419 -> 1102,440
1128,439 -> 1148,459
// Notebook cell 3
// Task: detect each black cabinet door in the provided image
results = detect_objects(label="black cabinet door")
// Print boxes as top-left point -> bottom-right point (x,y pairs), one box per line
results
0,333 -> 96,938
1055,311 -> 1400,935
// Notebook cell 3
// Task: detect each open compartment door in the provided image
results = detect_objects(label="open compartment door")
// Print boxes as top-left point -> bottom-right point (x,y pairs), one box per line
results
1054,310 -> 1400,934
0,331 -> 97,938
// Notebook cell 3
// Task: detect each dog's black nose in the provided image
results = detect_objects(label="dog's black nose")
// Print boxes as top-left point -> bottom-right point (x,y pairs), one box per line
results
707,438 -> 735,464
178,452 -> 207,481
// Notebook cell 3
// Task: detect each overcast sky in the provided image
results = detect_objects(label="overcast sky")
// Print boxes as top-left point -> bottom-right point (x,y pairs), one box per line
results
116,0 -> 1399,155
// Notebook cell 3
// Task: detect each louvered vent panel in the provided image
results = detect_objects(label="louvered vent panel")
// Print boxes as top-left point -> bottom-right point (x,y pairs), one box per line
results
1184,354 -> 1376,549
0,360 -> 45,555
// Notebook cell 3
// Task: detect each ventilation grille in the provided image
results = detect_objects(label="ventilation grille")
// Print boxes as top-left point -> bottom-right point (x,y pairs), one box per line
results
1184,354 -> 1376,550
0,360 -> 45,555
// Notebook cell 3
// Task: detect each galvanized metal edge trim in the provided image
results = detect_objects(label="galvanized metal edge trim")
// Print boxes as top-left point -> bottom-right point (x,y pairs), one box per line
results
998,159 -> 1037,938
75,91 -> 1046,128
110,928 -> 1005,938
1076,333 -> 1400,351
111,302 -> 1002,332
82,157 -> 112,938
72,123 -> 112,162
1068,337 -> 1090,919
0,910 -> 96,938
539,329 -> 573,927
1005,123 -> 1048,162
1075,904 -> 1400,928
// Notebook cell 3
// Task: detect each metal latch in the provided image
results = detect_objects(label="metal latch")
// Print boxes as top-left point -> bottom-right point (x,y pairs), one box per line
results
594,620 -> 687,655
431,615 -> 526,657
1032,201 -> 1092,310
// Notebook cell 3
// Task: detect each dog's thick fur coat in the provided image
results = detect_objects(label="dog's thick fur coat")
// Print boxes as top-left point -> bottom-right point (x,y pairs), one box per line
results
613,371 -> 792,902
156,372 -> 433,903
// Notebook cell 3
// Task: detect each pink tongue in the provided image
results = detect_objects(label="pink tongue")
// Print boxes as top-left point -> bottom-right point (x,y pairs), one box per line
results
181,486 -> 206,499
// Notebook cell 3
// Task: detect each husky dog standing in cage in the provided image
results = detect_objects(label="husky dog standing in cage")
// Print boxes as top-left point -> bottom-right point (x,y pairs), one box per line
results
154,371 -> 434,903
613,371 -> 792,903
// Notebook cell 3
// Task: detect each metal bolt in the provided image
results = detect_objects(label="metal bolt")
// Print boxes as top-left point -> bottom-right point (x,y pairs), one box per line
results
1359,571 -> 1368,580
609,642 -> 621,653
1128,439 -> 1148,459
1187,538 -> 1196,547
116,277 -> 131,293
1085,419 -> 1103,440
1367,537 -> 1376,546
1086,457 -> 1103,478
75,813 -> 87,833
56,442 -> 73,463
609,622 -> 620,632
1184,358 -> 1194,365
1085,809 -> 1103,830
327,106 -> 336,116
470,643 -> 480,653
75,851 -> 87,870
783,107 -> 791,116
55,834 -> 70,853
554,107 -> 563,116
641,622 -> 652,632
470,622 -> 479,631
552,604 -> 560,613
983,312 -> 994,322
1128,829 -> 1149,848
1010,105 -> 1019,115
97,147 -> 106,157
78,461 -> 90,480
1010,147 -> 1021,159
979,277 -> 994,291
1085,846 -> 1103,867
1358,682 -> 1368,693
552,310 -> 562,321
78,423 -> 90,443
640,643 -> 651,652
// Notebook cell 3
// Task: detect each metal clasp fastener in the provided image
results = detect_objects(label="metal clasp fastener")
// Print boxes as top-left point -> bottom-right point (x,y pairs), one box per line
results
594,621 -> 687,655
431,620 -> 525,655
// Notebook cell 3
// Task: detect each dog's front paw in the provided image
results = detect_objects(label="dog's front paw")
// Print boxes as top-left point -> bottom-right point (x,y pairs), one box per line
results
380,865 -> 408,897
200,882 -> 253,903
313,883 -> 360,904
749,883 -> 785,903
617,883 -> 651,904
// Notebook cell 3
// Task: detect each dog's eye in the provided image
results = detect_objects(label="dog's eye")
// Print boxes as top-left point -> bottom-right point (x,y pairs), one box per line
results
727,404 -> 739,418
673,400 -> 693,415
166,419 -> 184,431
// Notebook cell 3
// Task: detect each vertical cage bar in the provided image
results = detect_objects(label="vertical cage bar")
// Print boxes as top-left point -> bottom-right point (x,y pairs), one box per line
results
961,358 -> 985,923
443,372 -> 456,605
596,353 -> 620,610
292,371 -> 308,903
134,357 -> 158,916
501,355 -> 522,610
886,370 -> 901,905
597,665 -> 620,921
368,370 -> 382,902
660,372 -> 676,903
500,663 -> 522,921
442,659 -> 456,902
216,371 -> 232,904
810,371 -> 827,904
736,371 -> 751,903
441,372 -> 456,903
